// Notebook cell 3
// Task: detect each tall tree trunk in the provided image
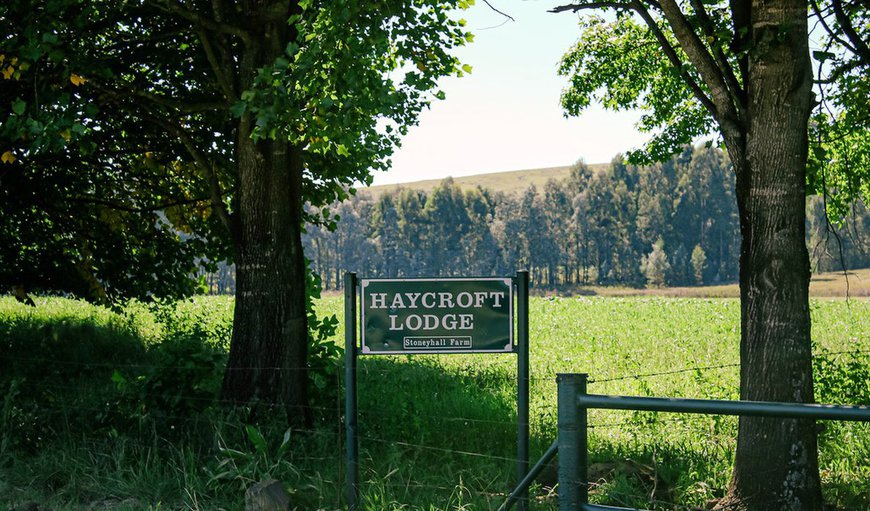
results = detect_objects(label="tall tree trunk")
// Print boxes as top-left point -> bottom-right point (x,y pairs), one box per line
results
221,0 -> 310,426
222,137 -> 310,425
723,0 -> 821,507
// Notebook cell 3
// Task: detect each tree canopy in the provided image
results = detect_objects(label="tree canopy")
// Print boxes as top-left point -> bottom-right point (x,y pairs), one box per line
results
0,0 -> 472,302
807,0 -> 870,218
555,0 -> 869,215
0,0 -> 228,303
1,0 -> 473,419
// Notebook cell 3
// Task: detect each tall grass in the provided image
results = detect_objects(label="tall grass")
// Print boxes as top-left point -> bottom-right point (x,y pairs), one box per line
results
1,296 -> 868,510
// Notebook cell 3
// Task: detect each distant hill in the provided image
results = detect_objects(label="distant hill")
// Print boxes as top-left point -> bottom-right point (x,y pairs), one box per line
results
361,163 -> 610,197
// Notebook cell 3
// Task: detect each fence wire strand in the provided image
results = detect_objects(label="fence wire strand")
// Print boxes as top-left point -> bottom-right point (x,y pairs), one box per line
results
3,339 -> 869,509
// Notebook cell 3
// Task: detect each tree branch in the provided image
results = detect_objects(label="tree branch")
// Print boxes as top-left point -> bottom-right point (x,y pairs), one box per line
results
66,194 -> 217,214
552,0 -> 747,158
86,83 -> 236,239
728,0 -> 750,85
687,0 -> 746,111
482,0 -> 515,21
814,58 -> 862,83
107,27 -> 190,51
628,0 -> 719,117
141,113 -> 238,241
550,2 -> 633,13
152,0 -> 251,44
655,0 -> 742,132
209,0 -> 241,96
809,0 -> 857,54
90,80 -> 226,114
197,28 -> 237,101
134,88 -> 228,113
552,0 -> 719,121
831,0 -> 870,65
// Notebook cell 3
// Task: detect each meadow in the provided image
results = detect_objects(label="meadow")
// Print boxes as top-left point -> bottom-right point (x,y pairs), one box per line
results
1,295 -> 868,510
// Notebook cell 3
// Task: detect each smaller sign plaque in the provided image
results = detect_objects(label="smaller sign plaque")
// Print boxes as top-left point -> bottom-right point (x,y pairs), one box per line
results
360,278 -> 513,354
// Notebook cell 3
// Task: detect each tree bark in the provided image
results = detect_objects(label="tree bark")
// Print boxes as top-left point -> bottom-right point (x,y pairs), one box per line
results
722,0 -> 822,507
221,0 -> 311,426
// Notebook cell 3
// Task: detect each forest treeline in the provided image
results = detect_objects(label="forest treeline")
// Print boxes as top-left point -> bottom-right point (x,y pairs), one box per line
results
206,146 -> 870,293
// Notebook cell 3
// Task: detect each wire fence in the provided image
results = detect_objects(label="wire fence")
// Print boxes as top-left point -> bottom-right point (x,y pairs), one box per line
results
3,346 -> 869,511
6,347 -> 869,375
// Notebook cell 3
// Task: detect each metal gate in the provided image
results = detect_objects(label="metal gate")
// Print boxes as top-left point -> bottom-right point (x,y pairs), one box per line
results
499,373 -> 870,511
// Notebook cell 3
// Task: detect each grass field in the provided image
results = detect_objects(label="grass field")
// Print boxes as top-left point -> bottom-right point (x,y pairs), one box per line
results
1,295 -> 868,510
540,267 -> 870,298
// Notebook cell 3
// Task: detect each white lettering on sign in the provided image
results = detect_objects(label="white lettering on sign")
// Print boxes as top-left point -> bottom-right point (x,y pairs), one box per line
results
388,313 -> 475,331
403,337 -> 472,349
422,292 -> 436,308
369,291 -> 505,310
360,278 -> 513,354
370,292 -> 387,309
405,292 -> 421,307
439,292 -> 453,308
456,292 -> 472,308
391,293 -> 406,309
474,291 -> 487,307
491,291 -> 504,307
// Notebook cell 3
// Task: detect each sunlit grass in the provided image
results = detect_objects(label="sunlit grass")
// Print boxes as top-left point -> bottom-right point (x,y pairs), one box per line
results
1,295 -> 868,510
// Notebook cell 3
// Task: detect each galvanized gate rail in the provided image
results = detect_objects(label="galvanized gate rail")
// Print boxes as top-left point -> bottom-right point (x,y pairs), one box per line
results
555,373 -> 870,511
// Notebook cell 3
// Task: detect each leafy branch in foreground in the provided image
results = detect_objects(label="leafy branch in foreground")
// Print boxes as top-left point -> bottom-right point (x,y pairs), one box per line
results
1,0 -> 472,422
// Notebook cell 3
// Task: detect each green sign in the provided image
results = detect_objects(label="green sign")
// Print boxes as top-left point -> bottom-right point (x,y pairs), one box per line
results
360,278 -> 513,354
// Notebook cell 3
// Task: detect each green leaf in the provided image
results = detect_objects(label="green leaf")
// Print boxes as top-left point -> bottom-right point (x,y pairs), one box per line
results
276,427 -> 292,457
12,99 -> 26,115
111,370 -> 126,385
245,425 -> 268,454
812,50 -> 836,63
217,446 -> 250,460
461,64 -> 473,74
230,100 -> 247,117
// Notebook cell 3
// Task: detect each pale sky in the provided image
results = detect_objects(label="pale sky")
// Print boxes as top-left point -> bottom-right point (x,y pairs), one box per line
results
369,0 -> 649,186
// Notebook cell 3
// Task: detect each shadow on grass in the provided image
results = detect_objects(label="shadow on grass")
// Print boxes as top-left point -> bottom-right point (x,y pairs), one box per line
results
0,302 -> 225,455
0,307 -> 147,450
0,307 -> 147,380
2,303 -> 865,510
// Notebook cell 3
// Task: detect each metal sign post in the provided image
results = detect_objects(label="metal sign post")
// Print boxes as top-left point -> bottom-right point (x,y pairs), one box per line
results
516,270 -> 530,511
344,271 -> 530,509
344,272 -> 359,511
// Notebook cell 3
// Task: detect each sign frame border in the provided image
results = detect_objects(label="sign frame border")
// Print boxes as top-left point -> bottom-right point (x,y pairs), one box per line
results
358,276 -> 515,355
